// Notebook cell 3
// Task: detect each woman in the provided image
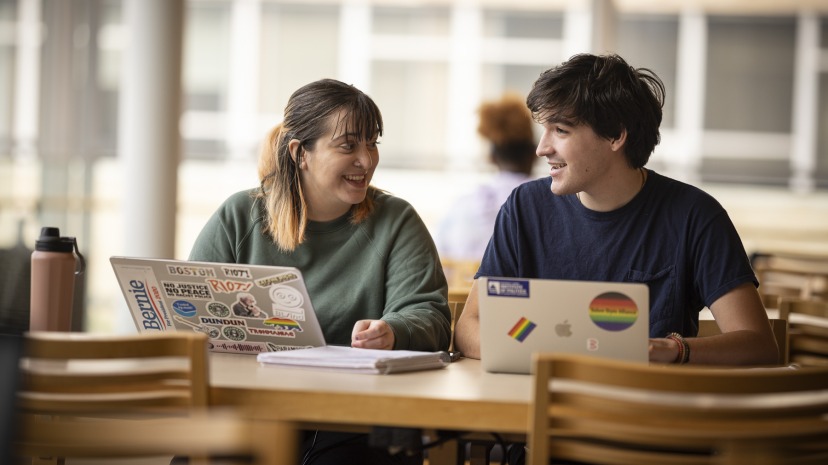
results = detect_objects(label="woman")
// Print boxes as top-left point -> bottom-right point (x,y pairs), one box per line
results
189,78 -> 450,464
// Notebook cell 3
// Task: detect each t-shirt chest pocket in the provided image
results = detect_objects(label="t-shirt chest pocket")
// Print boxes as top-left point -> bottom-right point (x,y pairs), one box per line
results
627,266 -> 676,327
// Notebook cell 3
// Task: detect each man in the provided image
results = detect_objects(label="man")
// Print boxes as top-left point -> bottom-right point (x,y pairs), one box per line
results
454,53 -> 778,365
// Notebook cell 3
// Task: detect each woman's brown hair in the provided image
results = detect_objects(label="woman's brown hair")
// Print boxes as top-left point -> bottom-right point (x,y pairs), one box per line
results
256,79 -> 384,251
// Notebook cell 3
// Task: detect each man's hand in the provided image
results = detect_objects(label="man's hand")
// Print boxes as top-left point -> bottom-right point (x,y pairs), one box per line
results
648,337 -> 680,363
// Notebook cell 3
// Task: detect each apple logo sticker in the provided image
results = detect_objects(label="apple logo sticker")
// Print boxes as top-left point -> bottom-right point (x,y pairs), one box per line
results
554,319 -> 572,337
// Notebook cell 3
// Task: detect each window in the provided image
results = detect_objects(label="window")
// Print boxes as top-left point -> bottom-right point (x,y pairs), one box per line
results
617,14 -> 678,129
705,16 -> 796,132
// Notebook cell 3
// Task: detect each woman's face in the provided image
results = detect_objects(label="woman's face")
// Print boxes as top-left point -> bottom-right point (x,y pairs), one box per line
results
295,111 -> 380,222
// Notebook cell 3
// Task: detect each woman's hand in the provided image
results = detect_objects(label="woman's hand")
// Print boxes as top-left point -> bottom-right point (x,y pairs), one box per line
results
351,319 -> 395,350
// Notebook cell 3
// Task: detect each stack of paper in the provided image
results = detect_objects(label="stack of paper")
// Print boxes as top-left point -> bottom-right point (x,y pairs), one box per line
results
256,345 -> 451,374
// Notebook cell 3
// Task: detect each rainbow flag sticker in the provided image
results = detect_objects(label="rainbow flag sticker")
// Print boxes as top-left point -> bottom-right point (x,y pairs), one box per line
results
588,292 -> 638,331
263,317 -> 303,332
508,317 -> 537,342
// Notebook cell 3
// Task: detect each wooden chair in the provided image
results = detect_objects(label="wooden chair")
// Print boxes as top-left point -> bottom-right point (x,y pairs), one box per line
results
528,353 -> 828,465
697,318 -> 789,365
448,300 -> 465,353
445,299 -> 499,464
16,408 -> 294,465
779,298 -> 828,367
13,331 -> 294,464
752,252 -> 828,309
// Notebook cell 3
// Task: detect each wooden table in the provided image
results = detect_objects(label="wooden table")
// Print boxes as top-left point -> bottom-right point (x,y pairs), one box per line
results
209,353 -> 531,463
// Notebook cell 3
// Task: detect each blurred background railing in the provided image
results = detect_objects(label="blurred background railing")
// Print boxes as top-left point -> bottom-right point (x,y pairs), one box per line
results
1,0 -> 827,334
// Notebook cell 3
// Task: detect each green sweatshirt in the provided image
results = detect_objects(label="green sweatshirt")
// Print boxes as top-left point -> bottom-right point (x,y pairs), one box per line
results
189,189 -> 451,351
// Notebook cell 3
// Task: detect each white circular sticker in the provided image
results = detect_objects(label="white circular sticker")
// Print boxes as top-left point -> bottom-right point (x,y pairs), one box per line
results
269,285 -> 304,308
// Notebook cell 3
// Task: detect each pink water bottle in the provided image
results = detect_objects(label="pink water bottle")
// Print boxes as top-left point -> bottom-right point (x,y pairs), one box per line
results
29,227 -> 85,332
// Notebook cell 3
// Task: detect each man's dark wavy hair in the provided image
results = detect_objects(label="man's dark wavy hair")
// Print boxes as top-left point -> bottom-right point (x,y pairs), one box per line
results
526,53 -> 665,168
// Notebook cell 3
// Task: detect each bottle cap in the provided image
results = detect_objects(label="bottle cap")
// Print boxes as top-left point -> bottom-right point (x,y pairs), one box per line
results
35,227 -> 75,253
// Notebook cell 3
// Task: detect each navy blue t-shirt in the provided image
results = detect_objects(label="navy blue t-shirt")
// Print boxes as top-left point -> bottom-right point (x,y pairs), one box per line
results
476,169 -> 757,337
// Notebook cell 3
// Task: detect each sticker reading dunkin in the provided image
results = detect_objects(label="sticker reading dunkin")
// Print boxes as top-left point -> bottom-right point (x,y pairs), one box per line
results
199,316 -> 246,327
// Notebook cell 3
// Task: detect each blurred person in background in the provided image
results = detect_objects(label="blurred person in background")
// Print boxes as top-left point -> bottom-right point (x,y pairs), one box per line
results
435,94 -> 538,262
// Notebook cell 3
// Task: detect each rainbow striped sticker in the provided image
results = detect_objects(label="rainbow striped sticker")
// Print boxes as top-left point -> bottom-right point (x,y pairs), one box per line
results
588,292 -> 639,331
508,317 -> 537,342
263,317 -> 303,332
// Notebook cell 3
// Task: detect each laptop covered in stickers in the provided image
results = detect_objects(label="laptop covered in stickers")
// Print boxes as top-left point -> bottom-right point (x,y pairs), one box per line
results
110,256 -> 326,355
477,277 -> 650,374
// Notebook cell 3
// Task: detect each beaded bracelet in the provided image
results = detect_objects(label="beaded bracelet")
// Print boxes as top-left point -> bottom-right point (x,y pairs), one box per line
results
667,332 -> 690,364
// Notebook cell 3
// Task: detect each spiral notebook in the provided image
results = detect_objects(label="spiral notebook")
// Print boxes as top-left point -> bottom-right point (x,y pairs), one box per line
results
257,345 -> 451,374
110,257 -> 326,355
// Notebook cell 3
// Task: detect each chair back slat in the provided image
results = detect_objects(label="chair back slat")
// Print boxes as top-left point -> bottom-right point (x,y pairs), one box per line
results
779,298 -> 828,367
528,353 -> 828,465
753,252 -> 828,307
18,331 -> 210,413
12,331 -> 288,464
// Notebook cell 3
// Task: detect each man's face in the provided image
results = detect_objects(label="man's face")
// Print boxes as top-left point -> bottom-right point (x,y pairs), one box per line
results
535,118 -> 618,196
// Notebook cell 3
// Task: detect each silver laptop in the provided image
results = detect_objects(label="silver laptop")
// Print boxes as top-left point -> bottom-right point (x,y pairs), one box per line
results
478,277 -> 649,374
110,257 -> 326,355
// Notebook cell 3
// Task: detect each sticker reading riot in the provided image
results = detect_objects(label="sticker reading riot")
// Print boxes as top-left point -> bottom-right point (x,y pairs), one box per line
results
222,266 -> 252,279
206,279 -> 253,294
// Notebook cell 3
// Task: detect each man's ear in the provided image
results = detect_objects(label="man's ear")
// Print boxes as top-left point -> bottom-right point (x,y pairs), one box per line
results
288,139 -> 303,167
610,129 -> 627,152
